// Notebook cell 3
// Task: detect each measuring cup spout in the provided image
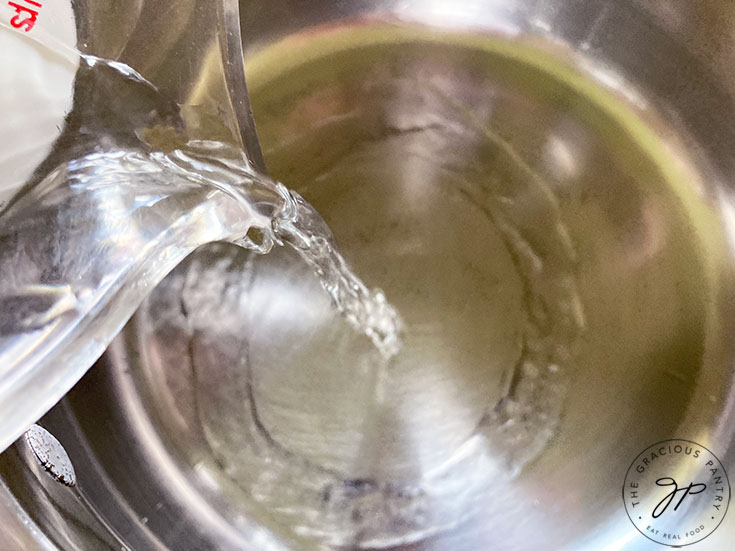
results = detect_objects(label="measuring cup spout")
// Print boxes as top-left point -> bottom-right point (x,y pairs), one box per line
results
0,0 -> 266,452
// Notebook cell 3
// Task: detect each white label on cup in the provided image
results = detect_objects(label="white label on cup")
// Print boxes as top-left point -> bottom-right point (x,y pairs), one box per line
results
0,0 -> 77,211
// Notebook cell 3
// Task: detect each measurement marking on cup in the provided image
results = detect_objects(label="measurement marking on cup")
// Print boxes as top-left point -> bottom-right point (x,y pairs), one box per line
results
7,0 -> 42,32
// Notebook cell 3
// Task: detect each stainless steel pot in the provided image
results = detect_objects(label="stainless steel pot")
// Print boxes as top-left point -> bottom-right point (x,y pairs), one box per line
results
2,0 -> 735,549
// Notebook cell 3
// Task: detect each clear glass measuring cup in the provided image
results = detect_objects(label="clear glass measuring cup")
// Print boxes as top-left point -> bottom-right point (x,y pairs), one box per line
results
0,0 -> 273,452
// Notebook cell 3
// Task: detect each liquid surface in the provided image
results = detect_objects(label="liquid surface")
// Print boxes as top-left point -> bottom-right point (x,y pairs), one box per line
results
126,32 -> 598,547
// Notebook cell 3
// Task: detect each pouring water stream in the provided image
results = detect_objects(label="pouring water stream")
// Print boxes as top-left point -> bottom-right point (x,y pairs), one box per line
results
0,21 -> 402,453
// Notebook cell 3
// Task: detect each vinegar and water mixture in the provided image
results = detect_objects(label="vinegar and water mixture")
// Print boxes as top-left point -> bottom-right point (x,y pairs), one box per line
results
15,26 -> 731,551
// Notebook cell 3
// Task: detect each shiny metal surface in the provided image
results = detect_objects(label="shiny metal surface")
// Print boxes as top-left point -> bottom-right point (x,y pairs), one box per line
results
3,0 -> 735,550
